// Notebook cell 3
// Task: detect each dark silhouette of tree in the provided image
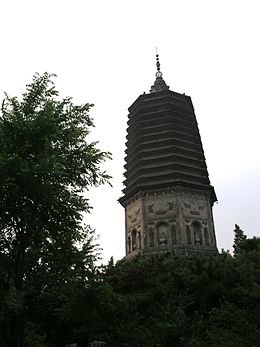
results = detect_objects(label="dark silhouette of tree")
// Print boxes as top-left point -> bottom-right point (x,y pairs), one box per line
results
233,224 -> 247,256
0,73 -> 111,346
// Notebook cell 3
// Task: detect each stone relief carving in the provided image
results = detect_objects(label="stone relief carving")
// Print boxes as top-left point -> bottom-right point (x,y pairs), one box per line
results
182,197 -> 207,217
157,223 -> 168,245
124,192 -> 216,255
147,200 -> 177,217
127,201 -> 141,227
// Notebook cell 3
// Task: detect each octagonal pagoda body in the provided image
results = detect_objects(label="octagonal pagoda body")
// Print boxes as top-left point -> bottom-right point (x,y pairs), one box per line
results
119,62 -> 218,258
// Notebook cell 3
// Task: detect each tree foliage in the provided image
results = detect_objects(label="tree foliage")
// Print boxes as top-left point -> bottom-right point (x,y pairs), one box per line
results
0,73 -> 111,346
27,230 -> 258,346
233,224 -> 247,255
101,240 -> 260,346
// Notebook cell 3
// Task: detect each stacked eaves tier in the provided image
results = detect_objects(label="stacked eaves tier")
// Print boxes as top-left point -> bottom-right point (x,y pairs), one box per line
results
121,90 -> 217,204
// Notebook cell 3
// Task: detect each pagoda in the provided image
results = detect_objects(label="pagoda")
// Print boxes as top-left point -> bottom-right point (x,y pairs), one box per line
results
119,54 -> 218,257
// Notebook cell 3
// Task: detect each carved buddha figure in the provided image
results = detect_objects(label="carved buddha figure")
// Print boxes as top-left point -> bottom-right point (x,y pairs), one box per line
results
157,223 -> 168,245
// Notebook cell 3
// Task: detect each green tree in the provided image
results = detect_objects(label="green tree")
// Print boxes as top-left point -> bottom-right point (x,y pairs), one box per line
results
233,224 -> 247,256
0,73 -> 111,346
102,250 -> 260,346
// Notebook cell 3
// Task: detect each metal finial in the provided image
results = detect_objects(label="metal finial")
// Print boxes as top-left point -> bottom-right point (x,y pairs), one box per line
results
150,49 -> 169,93
155,49 -> 162,77
156,54 -> 160,71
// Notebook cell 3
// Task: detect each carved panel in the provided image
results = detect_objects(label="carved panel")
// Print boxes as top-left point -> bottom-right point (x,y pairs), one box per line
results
125,189 -> 217,257
182,195 -> 208,218
126,199 -> 142,229
148,202 -> 176,215
144,193 -> 177,221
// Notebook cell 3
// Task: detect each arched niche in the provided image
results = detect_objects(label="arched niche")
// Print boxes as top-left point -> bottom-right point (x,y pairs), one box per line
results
192,221 -> 202,245
128,236 -> 131,253
149,228 -> 155,247
132,229 -> 137,251
157,222 -> 168,245
171,225 -> 177,244
204,228 -> 209,245
137,231 -> 141,249
186,225 -> 192,244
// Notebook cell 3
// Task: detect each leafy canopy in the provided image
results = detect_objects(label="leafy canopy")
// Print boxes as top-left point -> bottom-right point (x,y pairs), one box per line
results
233,224 -> 247,256
0,73 -> 111,346
0,72 -> 111,253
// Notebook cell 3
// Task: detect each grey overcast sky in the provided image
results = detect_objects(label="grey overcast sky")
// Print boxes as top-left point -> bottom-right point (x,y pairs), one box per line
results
1,0 -> 260,262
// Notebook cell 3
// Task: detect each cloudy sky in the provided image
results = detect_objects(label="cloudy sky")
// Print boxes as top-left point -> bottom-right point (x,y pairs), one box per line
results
1,0 -> 259,262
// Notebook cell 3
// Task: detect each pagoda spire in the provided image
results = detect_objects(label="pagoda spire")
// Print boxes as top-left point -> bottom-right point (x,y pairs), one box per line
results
150,50 -> 169,93
156,48 -> 162,77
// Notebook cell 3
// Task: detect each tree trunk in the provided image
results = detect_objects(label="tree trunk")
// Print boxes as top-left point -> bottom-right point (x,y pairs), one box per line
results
4,304 -> 24,347
3,236 -> 26,346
